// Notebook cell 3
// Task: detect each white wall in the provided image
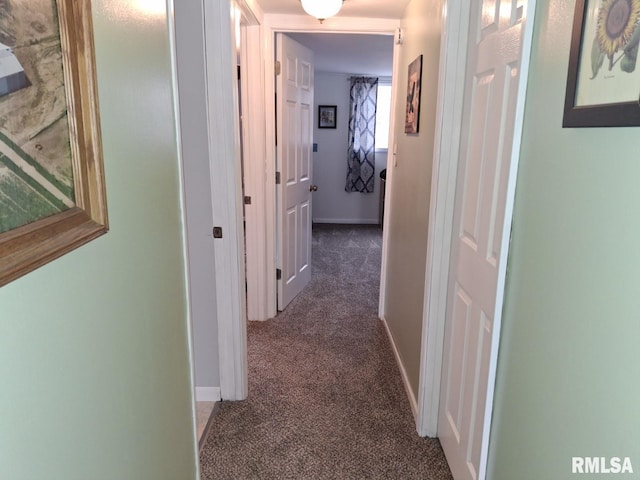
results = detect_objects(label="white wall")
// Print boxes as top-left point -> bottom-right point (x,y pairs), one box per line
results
174,1 -> 220,396
312,72 -> 387,225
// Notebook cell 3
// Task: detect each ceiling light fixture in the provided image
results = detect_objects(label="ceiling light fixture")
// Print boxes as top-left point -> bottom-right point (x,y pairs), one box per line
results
300,0 -> 343,22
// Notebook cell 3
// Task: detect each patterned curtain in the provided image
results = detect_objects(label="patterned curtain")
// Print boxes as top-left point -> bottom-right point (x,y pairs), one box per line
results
345,77 -> 378,193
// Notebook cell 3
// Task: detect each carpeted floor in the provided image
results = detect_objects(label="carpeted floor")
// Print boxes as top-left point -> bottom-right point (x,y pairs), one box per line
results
199,224 -> 453,479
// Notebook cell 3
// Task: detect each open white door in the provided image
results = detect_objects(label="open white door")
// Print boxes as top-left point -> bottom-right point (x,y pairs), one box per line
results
276,34 -> 314,311
438,1 -> 530,479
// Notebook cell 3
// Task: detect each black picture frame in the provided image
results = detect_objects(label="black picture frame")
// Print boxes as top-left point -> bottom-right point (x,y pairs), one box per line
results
318,105 -> 337,129
563,0 -> 640,127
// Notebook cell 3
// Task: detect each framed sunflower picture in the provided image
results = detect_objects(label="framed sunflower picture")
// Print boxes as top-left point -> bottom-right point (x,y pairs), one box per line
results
564,0 -> 640,127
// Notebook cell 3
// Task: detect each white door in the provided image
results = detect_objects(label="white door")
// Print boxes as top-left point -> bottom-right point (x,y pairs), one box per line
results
276,34 -> 314,310
438,1 -> 529,479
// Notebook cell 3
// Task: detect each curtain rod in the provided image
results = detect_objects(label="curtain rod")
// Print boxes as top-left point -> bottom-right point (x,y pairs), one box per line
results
346,75 -> 392,81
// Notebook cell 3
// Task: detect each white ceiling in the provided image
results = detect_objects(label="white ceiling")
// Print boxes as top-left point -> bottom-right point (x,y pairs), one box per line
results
255,0 -> 410,19
287,33 -> 394,76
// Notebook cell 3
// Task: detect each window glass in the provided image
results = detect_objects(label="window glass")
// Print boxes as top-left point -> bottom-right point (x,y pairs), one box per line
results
375,84 -> 392,150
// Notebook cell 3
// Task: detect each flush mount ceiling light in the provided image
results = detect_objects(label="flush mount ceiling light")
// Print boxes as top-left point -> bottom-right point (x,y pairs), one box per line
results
300,0 -> 343,22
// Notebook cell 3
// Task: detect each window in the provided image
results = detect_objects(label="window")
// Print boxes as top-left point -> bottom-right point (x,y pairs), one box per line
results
375,84 -> 392,150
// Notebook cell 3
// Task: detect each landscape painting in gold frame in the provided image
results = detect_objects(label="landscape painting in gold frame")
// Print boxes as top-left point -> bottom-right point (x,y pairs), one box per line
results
0,0 -> 108,287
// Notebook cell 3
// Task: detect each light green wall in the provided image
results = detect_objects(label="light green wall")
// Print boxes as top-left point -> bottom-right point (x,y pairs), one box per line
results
384,0 -> 443,397
488,1 -> 640,478
0,2 -> 197,479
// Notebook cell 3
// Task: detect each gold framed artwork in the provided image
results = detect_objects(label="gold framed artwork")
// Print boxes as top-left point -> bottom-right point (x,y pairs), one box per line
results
405,54 -> 423,134
0,0 -> 108,287
564,0 -> 640,127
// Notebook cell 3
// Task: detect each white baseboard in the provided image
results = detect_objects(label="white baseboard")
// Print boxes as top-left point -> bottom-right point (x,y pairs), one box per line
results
313,218 -> 379,225
196,387 -> 221,402
380,316 -> 419,419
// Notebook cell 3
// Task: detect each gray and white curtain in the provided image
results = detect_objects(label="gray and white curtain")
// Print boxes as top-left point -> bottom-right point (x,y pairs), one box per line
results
345,77 -> 378,193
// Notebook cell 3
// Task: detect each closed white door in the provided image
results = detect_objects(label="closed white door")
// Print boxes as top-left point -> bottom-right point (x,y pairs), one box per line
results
276,34 -> 314,310
438,1 -> 529,479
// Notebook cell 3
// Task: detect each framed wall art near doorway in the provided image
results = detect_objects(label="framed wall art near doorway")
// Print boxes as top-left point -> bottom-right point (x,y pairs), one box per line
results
0,0 -> 108,287
563,0 -> 640,127
405,54 -> 423,134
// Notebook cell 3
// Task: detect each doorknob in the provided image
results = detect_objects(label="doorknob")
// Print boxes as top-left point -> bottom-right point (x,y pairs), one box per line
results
310,185 -> 318,192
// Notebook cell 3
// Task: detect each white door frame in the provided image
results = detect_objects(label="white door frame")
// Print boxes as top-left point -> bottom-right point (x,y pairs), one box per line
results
238,6 -> 270,323
200,0 -> 262,401
416,0 -> 537,468
416,0 -> 472,438
202,2 -> 403,397
251,15 -> 402,322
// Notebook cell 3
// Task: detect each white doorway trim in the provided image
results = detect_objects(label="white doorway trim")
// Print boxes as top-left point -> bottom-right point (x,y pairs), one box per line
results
416,0 -> 471,439
201,0 -> 249,400
257,15 -> 402,322
199,1 -> 403,401
416,0 -> 538,469
237,4 -> 270,323
200,6 -> 403,404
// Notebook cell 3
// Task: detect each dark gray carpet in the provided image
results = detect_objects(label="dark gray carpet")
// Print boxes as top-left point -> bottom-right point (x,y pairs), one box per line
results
200,224 -> 452,479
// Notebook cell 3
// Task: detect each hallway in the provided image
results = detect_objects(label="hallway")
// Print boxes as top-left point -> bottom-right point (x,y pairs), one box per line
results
199,225 -> 452,479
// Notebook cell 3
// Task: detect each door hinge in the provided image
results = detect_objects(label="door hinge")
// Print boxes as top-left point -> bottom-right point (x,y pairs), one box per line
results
276,268 -> 282,280
395,27 -> 404,45
212,226 -> 223,238
275,60 -> 281,76
244,196 -> 252,205
275,172 -> 281,185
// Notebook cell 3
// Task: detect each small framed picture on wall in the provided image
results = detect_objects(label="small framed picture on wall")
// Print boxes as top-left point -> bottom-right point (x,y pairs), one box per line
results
405,55 -> 423,134
318,105 -> 337,128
